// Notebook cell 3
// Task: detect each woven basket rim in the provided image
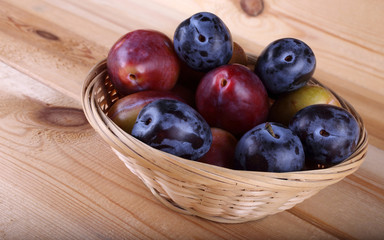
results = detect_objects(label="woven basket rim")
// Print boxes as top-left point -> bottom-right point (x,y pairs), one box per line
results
81,57 -> 368,183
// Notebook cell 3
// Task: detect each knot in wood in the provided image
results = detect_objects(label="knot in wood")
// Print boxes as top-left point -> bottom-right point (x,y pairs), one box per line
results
240,0 -> 264,17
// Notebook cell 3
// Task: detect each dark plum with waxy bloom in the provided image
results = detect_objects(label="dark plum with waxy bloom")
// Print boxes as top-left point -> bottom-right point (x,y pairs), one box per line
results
289,104 -> 360,167
235,122 -> 305,172
107,90 -> 185,134
255,38 -> 316,96
173,12 -> 233,72
107,29 -> 180,96
131,99 -> 212,161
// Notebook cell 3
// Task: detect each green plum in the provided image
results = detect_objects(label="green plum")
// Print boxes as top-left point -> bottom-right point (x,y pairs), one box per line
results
268,85 -> 341,126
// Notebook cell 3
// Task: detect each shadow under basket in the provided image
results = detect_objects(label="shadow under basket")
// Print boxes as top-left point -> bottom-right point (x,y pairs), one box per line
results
81,57 -> 368,223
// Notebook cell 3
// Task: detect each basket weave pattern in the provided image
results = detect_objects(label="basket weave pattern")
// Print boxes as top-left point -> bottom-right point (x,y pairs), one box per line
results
82,58 -> 368,223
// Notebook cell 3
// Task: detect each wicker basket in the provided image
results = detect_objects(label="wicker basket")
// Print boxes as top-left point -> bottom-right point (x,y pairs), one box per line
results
81,56 -> 368,223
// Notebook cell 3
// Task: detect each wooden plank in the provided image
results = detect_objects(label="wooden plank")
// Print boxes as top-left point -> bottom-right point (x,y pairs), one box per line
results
289,147 -> 384,240
0,61 -> 338,239
0,0 -> 110,101
0,0 -> 383,239
1,54 -> 383,240
1,0 -> 382,148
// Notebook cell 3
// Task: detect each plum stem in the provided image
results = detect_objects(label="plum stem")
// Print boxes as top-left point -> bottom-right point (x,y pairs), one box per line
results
220,78 -> 228,87
129,73 -> 137,81
285,55 -> 293,62
144,118 -> 152,125
265,122 -> 279,139
320,129 -> 330,137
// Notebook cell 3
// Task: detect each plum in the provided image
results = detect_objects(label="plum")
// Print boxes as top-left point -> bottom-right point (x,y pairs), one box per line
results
131,99 -> 212,160
228,42 -> 248,66
195,64 -> 269,136
289,104 -> 360,167
173,12 -> 233,72
107,29 -> 180,96
169,83 -> 196,107
268,85 -> 341,126
107,90 -> 184,134
255,38 -> 316,96
198,128 -> 237,169
235,122 -> 305,172
176,60 -> 205,91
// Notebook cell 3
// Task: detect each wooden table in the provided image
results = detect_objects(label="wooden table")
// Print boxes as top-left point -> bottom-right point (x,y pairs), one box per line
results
1,0 -> 383,239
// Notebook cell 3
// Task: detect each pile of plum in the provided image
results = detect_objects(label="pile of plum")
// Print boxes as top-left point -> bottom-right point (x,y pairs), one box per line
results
106,12 -> 360,172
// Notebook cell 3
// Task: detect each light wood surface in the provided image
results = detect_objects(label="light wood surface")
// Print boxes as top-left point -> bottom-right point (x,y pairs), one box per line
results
0,0 -> 383,239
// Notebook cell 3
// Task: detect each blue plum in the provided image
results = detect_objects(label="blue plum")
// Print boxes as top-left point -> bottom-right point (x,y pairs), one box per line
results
255,38 -> 316,96
131,99 -> 212,160
289,104 -> 360,167
235,122 -> 305,172
173,12 -> 233,72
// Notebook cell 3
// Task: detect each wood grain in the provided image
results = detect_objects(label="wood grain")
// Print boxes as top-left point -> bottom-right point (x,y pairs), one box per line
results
1,0 -> 383,147
0,61 -> 339,239
0,0 -> 383,239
